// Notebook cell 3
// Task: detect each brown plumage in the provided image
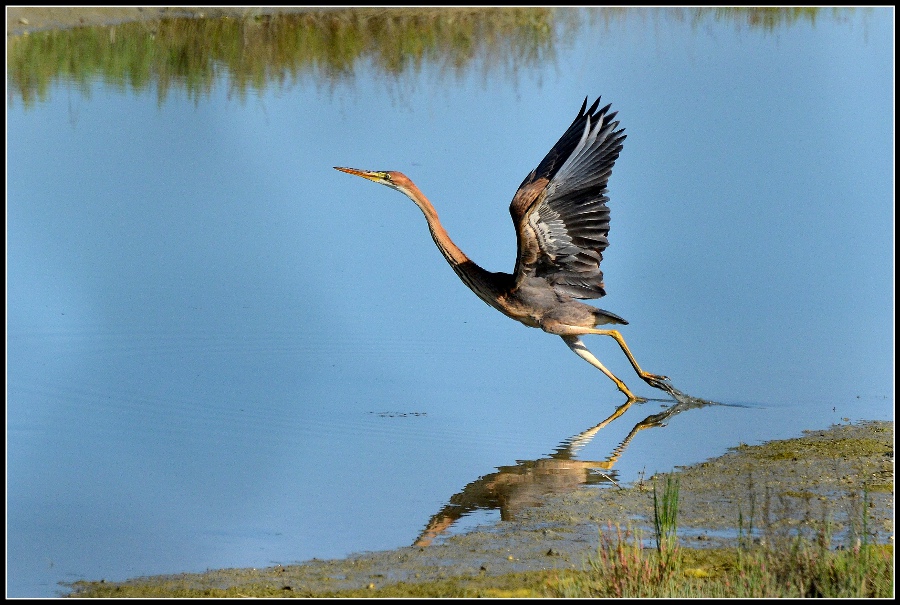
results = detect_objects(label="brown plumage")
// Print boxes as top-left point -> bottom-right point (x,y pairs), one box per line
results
335,97 -> 672,402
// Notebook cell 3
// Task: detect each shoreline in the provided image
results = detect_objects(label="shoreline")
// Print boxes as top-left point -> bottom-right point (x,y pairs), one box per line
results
66,419 -> 893,597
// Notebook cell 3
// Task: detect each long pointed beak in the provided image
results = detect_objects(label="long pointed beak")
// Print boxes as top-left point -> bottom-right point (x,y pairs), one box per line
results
334,166 -> 386,182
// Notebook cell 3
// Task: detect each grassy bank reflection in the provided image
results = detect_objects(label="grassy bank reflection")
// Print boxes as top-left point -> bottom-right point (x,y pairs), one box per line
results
8,7 -> 851,108
8,8 -> 559,107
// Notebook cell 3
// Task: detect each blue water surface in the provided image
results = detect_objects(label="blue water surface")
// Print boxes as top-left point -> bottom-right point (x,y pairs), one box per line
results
7,8 -> 893,597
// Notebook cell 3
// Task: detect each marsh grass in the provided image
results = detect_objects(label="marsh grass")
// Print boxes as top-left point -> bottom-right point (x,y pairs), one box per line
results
553,478 -> 893,598
653,474 -> 680,570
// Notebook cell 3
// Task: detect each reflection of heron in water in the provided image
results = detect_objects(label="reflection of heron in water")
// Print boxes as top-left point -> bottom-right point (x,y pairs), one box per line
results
336,97 -> 674,402
413,388 -> 718,547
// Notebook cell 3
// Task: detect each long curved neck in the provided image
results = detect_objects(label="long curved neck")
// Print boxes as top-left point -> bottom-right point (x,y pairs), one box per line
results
404,182 -> 469,267
400,181 -> 511,307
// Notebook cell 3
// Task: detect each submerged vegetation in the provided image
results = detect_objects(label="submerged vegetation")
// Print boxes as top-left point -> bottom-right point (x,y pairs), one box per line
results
8,7 -> 860,108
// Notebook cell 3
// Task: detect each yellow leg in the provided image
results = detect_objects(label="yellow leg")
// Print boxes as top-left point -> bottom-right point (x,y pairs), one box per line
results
562,336 -> 643,401
583,329 -> 672,392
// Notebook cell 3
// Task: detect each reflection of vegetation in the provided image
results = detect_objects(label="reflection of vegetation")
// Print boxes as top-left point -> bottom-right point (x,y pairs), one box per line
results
7,6 -> 861,108
7,8 -> 560,107
709,6 -> 851,29
627,6 -> 854,31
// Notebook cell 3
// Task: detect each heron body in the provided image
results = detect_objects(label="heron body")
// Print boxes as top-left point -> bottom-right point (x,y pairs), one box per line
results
336,97 -> 672,401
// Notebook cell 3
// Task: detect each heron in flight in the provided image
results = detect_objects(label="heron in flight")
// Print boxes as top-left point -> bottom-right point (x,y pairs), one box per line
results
335,97 -> 672,402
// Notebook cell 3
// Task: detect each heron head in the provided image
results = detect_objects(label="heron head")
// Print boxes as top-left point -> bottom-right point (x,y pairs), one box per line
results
334,167 -> 412,194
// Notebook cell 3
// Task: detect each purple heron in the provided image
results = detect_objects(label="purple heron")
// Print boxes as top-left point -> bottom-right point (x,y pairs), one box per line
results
335,97 -> 672,402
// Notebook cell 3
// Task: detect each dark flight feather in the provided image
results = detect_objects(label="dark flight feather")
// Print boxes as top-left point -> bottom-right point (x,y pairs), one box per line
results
510,97 -> 626,299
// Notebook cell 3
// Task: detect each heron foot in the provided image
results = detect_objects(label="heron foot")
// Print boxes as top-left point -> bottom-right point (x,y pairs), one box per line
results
641,372 -> 674,394
642,372 -> 669,383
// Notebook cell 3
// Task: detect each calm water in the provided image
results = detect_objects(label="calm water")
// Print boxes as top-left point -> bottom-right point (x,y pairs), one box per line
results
7,8 -> 893,597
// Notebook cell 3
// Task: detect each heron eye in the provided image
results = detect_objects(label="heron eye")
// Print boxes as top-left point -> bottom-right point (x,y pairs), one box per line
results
382,173 -> 392,182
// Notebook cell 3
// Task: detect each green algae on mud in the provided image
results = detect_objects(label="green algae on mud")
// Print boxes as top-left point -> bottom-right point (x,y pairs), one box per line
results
65,420 -> 893,598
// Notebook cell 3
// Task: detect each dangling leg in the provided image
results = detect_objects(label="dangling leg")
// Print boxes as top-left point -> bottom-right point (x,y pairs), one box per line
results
562,335 -> 643,402
582,328 -> 673,394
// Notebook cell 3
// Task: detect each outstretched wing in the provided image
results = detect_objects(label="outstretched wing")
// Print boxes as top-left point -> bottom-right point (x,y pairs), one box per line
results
509,97 -> 626,299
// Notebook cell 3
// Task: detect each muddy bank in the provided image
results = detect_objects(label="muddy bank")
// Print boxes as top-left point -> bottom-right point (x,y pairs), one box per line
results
66,420 -> 893,597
